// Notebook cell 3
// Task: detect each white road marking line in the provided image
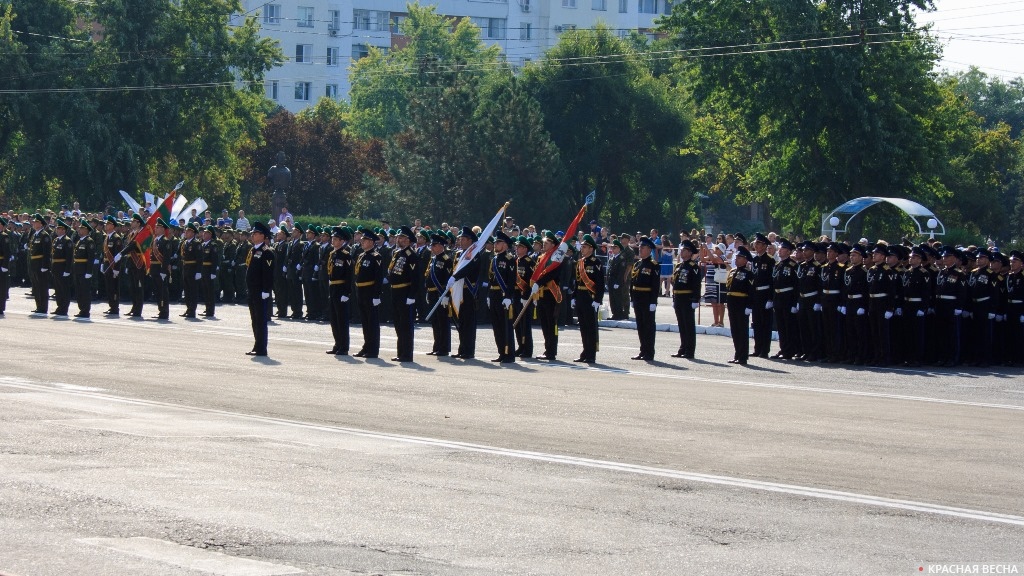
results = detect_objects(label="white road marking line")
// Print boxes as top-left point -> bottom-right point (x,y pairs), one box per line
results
5,378 -> 1024,528
79,537 -> 303,575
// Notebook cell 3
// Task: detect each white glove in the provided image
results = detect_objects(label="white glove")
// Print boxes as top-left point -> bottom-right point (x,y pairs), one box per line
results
195,273 -> 202,280
765,301 -> 773,310
296,264 -> 301,271
0,267 -> 6,273
838,306 -> 846,315
502,298 -> 512,309
405,297 -> 415,305
382,277 -> 389,285
531,283 -> 539,295
570,299 -> 576,308
481,282 -> 488,288
100,264 -> 106,274
112,270 -> 119,278
592,301 -> 601,312
93,259 -> 99,265
211,274 -> 217,279
790,306 -> 798,314
85,273 -> 92,279
314,265 -> 319,272
340,295 -> 349,302
915,309 -> 924,317
371,298 -> 381,307
1020,315 -> 1023,323
744,308 -> 752,316
691,302 -> 699,310
113,253 -> 121,263
62,272 -> 70,277
813,303 -> 822,312
262,292 -> 270,300
857,308 -> 865,316
160,273 -> 167,280
521,298 -> 529,306
987,312 -> 996,320
613,284 -> 619,289
954,309 -> 962,316
486,297 -> 491,308
441,297 -> 450,306
282,266 -> 287,273
446,277 -> 456,290
896,308 -> 903,316
41,268 -> 48,273
884,311 -> 893,320
649,303 -> 657,312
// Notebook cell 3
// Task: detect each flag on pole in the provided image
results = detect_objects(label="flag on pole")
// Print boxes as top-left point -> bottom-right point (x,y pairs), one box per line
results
129,181 -> 184,270
449,201 -> 510,317
530,190 -> 596,285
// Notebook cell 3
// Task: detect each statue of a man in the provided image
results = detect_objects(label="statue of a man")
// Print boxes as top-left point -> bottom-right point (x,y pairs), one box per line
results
267,151 -> 292,219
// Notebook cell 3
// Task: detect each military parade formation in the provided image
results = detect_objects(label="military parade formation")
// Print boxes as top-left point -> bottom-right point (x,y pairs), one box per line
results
2,209 -> 1023,370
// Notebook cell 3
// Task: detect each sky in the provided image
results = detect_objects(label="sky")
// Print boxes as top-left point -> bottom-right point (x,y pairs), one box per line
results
923,0 -> 1024,80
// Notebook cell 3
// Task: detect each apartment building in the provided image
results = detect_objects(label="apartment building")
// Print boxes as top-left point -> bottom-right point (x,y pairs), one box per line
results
237,0 -> 674,112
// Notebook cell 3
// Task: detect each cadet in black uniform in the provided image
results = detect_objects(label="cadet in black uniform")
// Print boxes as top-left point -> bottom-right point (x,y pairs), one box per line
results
819,243 -> 846,363
272,228 -> 289,317
301,226 -> 321,321
200,226 -> 221,317
671,240 -> 702,359
389,226 -> 420,362
124,214 -> 148,317
425,233 -> 453,356
1005,251 -> 1024,366
902,247 -> 931,367
532,231 -> 563,361
28,214 -> 52,314
326,226 -> 354,355
630,237 -> 661,361
49,219 -> 74,316
771,239 -> 799,360
245,222 -> 275,357
235,230 -> 251,304
354,229 -> 383,358
286,225 -> 305,319
487,231 -> 517,363
842,245 -> 871,365
220,228 -> 237,304
867,244 -> 898,367
513,236 -> 535,358
726,246 -> 755,365
180,223 -> 201,318
72,219 -> 96,318
150,219 -> 173,320
450,227 -> 481,360
749,234 -> 775,358
574,234 -> 605,364
967,250 -> 998,367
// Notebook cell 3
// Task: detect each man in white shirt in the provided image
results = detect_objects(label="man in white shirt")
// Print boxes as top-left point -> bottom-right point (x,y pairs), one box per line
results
235,210 -> 250,231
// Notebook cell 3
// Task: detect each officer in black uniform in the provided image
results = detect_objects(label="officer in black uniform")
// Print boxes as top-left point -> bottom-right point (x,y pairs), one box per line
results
819,243 -> 846,362
867,244 -> 898,366
449,227 -> 481,360
354,229 -> 383,358
286,225 -> 305,319
220,228 -> 237,304
671,239 -> 702,359
122,214 -> 148,317
235,229 -> 251,304
389,226 -> 420,362
574,234 -> 605,364
532,231 -> 563,361
245,221 -> 275,357
771,239 -> 799,359
326,226 -> 354,355
902,246 -> 931,367
630,236 -> 661,361
150,219 -> 173,320
301,226 -> 321,321
487,231 -> 518,363
180,223 -> 201,318
795,242 -> 822,361
72,219 -> 96,318
272,227 -> 289,317
49,219 -> 74,316
967,249 -> 998,367
513,236 -> 536,358
425,233 -> 453,356
200,225 -> 221,317
28,213 -> 52,314
726,246 -> 755,365
749,234 -> 775,358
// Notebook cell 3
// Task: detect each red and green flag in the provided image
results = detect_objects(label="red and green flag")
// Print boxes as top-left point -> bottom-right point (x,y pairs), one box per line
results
130,181 -> 184,270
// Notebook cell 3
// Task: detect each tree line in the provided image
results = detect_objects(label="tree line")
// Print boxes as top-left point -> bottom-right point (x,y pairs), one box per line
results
2,1 -> 1022,245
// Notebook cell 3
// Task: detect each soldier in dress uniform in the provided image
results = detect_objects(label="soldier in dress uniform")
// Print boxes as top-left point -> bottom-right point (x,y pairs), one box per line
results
901,246 -> 931,367
98,216 -> 123,316
771,239 -> 799,359
72,219 -> 96,318
532,231 -> 563,361
842,244 -> 870,365
326,226 -> 354,355
487,230 -> 518,363
990,252 -> 1009,365
513,236 -> 536,358
49,219 -> 74,316
301,225 -> 321,321
574,234 -> 605,364
378,229 -> 395,325
199,225 -> 221,318
28,213 -> 52,314
286,224 -> 305,319
245,222 -> 274,357
630,236 -> 661,361
179,223 -> 201,318
749,234 -> 775,358
425,233 -> 453,356
353,229 -> 383,359
819,243 -> 846,362
389,226 -> 420,362
726,246 -> 755,365
449,227 -> 482,360
124,214 -> 148,317
220,228 -> 237,304
1005,251 -> 1024,366
933,246 -> 966,366
235,230 -> 251,304
319,227 -> 332,317
867,244 -> 898,366
88,216 -> 105,300
416,230 -> 432,323
0,217 -> 11,315
272,227 -> 289,317
794,242 -> 822,361
670,239 -> 702,359
150,219 -> 173,320
967,249 -> 998,367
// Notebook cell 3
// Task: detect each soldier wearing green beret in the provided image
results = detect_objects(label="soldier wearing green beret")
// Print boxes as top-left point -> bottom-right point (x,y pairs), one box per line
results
150,219 -> 173,319
354,230 -> 383,358
513,235 -> 535,358
326,227 -> 354,355
200,225 -> 221,317
124,214 -> 148,317
28,214 -> 52,313
49,219 -> 74,316
100,216 -> 124,315
73,220 -> 96,318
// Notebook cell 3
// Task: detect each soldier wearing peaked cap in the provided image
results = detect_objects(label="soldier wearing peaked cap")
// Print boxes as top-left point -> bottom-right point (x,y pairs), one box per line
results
488,230 -> 517,363
28,213 -> 52,314
512,235 -> 535,358
749,233 -> 775,358
795,242 -> 823,362
71,219 -> 95,318
670,239 -> 702,359
389,226 -> 420,362
573,234 -> 605,364
325,227 -> 355,356
1005,251 -> 1024,366
630,236 -> 661,361
49,219 -> 74,316
771,239 -> 799,360
245,221 -> 275,357
867,244 -> 898,366
819,243 -> 846,363
100,216 -> 123,315
726,246 -> 755,364
272,227 -> 289,318
199,225 -> 221,318
220,228 -> 237,304
179,223 -> 201,318
301,225 -> 322,321
354,229 -> 383,358
449,226 -> 482,360
123,214 -> 148,317
425,233 -> 454,356
286,224 -> 305,319
967,249 -> 997,367
0,217 -> 10,315
531,230 -> 563,361
841,244 -> 871,365
900,247 -> 931,367
150,219 -> 173,320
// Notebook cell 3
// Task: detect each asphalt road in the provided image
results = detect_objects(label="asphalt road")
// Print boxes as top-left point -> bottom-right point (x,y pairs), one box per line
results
1,291 -> 1022,576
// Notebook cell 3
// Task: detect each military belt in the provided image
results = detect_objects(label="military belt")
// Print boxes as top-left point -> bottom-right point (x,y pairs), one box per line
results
727,292 -> 748,297
1009,299 -> 1023,304
203,262 -> 214,266
973,296 -> 991,303
774,287 -> 793,293
30,255 -> 43,260
577,285 -> 596,291
356,280 -> 375,287
937,295 -> 957,300
800,291 -> 818,298
183,260 -> 197,265
329,280 -> 348,285
51,259 -> 67,263
756,286 -> 771,291
390,282 -> 411,289
870,293 -> 889,298
905,297 -> 923,302
673,290 -> 693,295
427,287 -> 439,292
74,259 -> 88,263
822,290 -> 841,295
847,294 -> 864,299
633,287 -> 652,292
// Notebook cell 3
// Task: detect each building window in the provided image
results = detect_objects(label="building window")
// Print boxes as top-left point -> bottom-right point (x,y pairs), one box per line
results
619,0 -> 628,12
327,47 -> 340,66
354,9 -> 389,31
328,9 -> 340,31
472,17 -> 506,39
262,4 -> 281,24
295,44 -> 312,63
562,0 -> 577,7
353,43 -> 370,60
294,82 -> 311,101
638,0 -> 656,13
326,84 -> 339,98
663,0 -> 674,13
267,80 -> 278,101
520,23 -> 532,40
297,6 -> 314,27
592,0 -> 607,9
391,15 -> 406,35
